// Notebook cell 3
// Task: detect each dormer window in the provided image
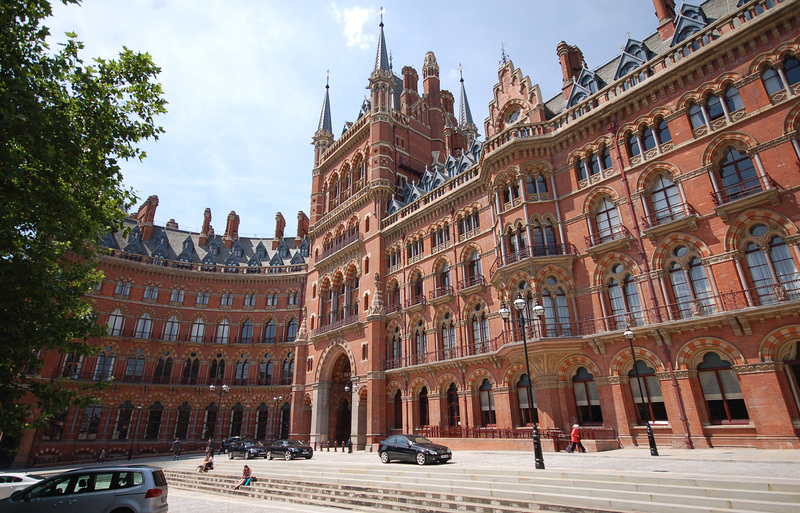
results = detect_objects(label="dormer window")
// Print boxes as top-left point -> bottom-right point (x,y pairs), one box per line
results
233,243 -> 243,258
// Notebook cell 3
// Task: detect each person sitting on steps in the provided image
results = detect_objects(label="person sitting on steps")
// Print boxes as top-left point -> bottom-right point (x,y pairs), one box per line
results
233,464 -> 253,490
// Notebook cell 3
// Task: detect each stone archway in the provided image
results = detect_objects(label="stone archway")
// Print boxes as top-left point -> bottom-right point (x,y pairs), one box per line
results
309,345 -> 354,445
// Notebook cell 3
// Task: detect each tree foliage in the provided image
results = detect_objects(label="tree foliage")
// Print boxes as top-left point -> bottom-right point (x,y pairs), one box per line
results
0,0 -> 167,438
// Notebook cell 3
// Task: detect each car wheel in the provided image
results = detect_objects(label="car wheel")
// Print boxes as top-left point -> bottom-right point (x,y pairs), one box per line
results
380,451 -> 390,464
110,508 -> 136,513
266,452 -> 273,460
245,451 -> 252,460
284,451 -> 293,461
415,452 -> 426,466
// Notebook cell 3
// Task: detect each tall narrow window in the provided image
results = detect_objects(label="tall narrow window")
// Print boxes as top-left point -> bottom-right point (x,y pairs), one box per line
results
163,315 -> 180,341
541,277 -> 572,336
418,387 -> 429,426
174,402 -> 191,440
107,309 -> 125,337
124,354 -> 145,383
77,405 -> 102,440
394,390 -> 403,429
517,374 -> 537,426
414,320 -> 426,363
255,403 -> 269,440
240,319 -> 254,344
190,319 -> 206,343
93,351 -> 115,381
697,352 -> 748,424
718,147 -> 759,202
479,379 -> 496,426
650,175 -> 683,223
688,103 -> 705,130
215,319 -> 230,344
154,356 -> 172,384
182,356 -> 200,385
286,318 -> 298,342
133,313 -> 152,339
594,197 -> 620,242
113,401 -> 134,440
264,319 -> 276,343
573,367 -> 603,424
144,402 -> 163,439
628,361 -> 667,423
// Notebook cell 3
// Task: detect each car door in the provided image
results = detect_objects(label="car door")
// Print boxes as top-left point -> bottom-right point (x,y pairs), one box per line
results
391,435 -> 412,461
60,472 -> 115,513
4,474 -> 76,512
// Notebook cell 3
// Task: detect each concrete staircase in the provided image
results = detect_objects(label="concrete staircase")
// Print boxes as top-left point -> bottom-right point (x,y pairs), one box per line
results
164,462 -> 800,513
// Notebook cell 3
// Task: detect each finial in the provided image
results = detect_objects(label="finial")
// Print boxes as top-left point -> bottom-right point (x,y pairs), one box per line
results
379,6 -> 385,27
326,70 -> 330,89
458,63 -> 464,82
500,43 -> 508,66
389,50 -> 393,70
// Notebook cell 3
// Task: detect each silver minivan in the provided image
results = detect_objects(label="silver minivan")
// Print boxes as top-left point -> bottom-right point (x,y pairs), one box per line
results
1,465 -> 168,513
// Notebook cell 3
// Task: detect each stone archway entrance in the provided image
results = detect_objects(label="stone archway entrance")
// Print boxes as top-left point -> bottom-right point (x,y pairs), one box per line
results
310,349 -> 353,445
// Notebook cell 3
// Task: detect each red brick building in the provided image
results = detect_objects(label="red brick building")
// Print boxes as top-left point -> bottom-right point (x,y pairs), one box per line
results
10,0 -> 800,467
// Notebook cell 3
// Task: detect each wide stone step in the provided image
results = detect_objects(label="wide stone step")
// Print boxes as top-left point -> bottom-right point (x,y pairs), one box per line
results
164,468 -> 798,513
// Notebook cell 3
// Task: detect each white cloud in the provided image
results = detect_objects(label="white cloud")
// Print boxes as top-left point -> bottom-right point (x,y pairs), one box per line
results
331,3 -> 374,49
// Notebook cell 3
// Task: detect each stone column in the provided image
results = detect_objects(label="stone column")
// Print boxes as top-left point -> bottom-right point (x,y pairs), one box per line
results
309,382 -> 331,444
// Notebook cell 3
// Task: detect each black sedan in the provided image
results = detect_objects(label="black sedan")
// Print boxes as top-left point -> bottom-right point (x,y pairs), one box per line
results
265,439 -> 313,460
227,440 -> 267,459
378,434 -> 452,465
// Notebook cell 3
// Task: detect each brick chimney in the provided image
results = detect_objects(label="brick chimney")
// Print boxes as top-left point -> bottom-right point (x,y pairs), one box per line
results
273,212 -> 286,249
199,208 -> 212,246
401,66 -> 419,115
653,0 -> 677,41
222,211 -> 239,248
557,41 -> 584,88
135,195 -> 158,241
296,211 -> 309,247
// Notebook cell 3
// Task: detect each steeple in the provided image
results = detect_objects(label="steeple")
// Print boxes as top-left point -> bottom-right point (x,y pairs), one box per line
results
317,72 -> 332,134
374,9 -> 390,72
458,66 -> 474,127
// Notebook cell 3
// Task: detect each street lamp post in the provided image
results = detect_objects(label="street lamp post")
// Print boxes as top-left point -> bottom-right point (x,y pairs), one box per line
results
344,385 -> 353,453
127,405 -> 142,461
210,384 -> 230,442
499,293 -> 545,470
624,327 -> 659,456
271,395 -> 283,441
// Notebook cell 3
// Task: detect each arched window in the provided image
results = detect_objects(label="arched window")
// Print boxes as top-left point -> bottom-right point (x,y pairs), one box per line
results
606,263 -> 643,328
573,367 -> 603,424
259,358 -> 273,385
113,401 -> 134,440
144,402 -> 164,439
264,319 -> 276,343
234,357 -> 249,385
215,319 -> 230,344
163,315 -> 180,341
667,245 -> 715,318
627,132 -> 640,158
437,261 -> 451,291
541,276 -> 572,336
154,356 -> 172,384
440,312 -> 456,358
93,350 -> 115,381
134,313 -> 152,339
594,196 -> 621,243
203,403 -> 218,439
190,319 -> 205,343
743,224 -> 800,302
517,374 -> 537,426
393,390 -> 403,430
255,403 -> 269,440
717,147 -> 759,202
61,352 -> 84,379
124,353 -> 145,383
762,67 -> 783,95
656,118 -> 671,144
240,319 -> 254,344
286,318 -> 298,342
230,403 -> 244,437
479,379 -> 496,426
182,356 -> 199,385
706,93 -> 724,121
641,127 -> 656,152
418,387 -> 429,426
650,174 -> 683,224
697,352 -> 748,424
413,320 -> 427,363
107,309 -> 125,337
532,221 -> 557,256
174,402 -> 191,440
387,326 -> 402,362
209,358 -> 225,384
77,405 -> 102,440
465,249 -> 482,282
724,85 -> 744,113
628,361 -> 667,423
688,102 -> 705,129
282,352 -> 294,384
470,304 -> 490,353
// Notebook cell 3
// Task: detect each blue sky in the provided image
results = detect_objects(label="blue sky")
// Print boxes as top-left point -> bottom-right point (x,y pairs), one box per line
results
47,0 -> 664,237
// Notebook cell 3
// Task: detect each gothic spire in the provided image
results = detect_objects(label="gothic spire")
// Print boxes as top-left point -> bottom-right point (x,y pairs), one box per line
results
374,8 -> 390,72
317,72 -> 332,134
458,65 -> 474,127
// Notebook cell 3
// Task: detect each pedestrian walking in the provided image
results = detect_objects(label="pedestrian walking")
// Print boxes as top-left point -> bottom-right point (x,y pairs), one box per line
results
206,437 -> 215,455
567,424 -> 586,453
96,448 -> 107,463
172,437 -> 182,460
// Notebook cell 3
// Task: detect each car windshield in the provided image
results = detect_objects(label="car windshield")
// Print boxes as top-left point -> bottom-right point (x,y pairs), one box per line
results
407,436 -> 432,444
284,440 -> 305,447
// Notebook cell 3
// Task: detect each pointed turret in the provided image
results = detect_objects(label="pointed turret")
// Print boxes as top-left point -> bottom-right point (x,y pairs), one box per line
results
374,13 -> 390,72
313,75 -> 334,167
317,75 -> 332,134
458,68 -> 478,143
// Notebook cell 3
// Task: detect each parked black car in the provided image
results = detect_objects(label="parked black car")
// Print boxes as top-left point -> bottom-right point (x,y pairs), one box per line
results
227,440 -> 267,460
378,434 -> 451,465
265,439 -> 313,460
220,436 -> 247,454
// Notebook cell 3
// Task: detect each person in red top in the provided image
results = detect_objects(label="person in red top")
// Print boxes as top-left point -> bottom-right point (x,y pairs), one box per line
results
567,424 -> 586,453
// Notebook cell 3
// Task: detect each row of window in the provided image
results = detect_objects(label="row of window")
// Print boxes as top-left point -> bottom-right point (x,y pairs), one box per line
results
113,283 -> 300,309
61,351 -> 295,386
105,310 -> 298,344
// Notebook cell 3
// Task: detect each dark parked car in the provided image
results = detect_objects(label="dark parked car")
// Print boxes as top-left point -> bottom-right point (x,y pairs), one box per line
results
227,440 -> 267,460
265,439 -> 313,460
220,436 -> 247,454
378,434 -> 451,465
1,465 -> 168,513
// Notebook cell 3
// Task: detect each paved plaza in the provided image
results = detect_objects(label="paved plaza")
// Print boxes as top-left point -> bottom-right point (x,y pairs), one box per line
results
15,447 -> 800,512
